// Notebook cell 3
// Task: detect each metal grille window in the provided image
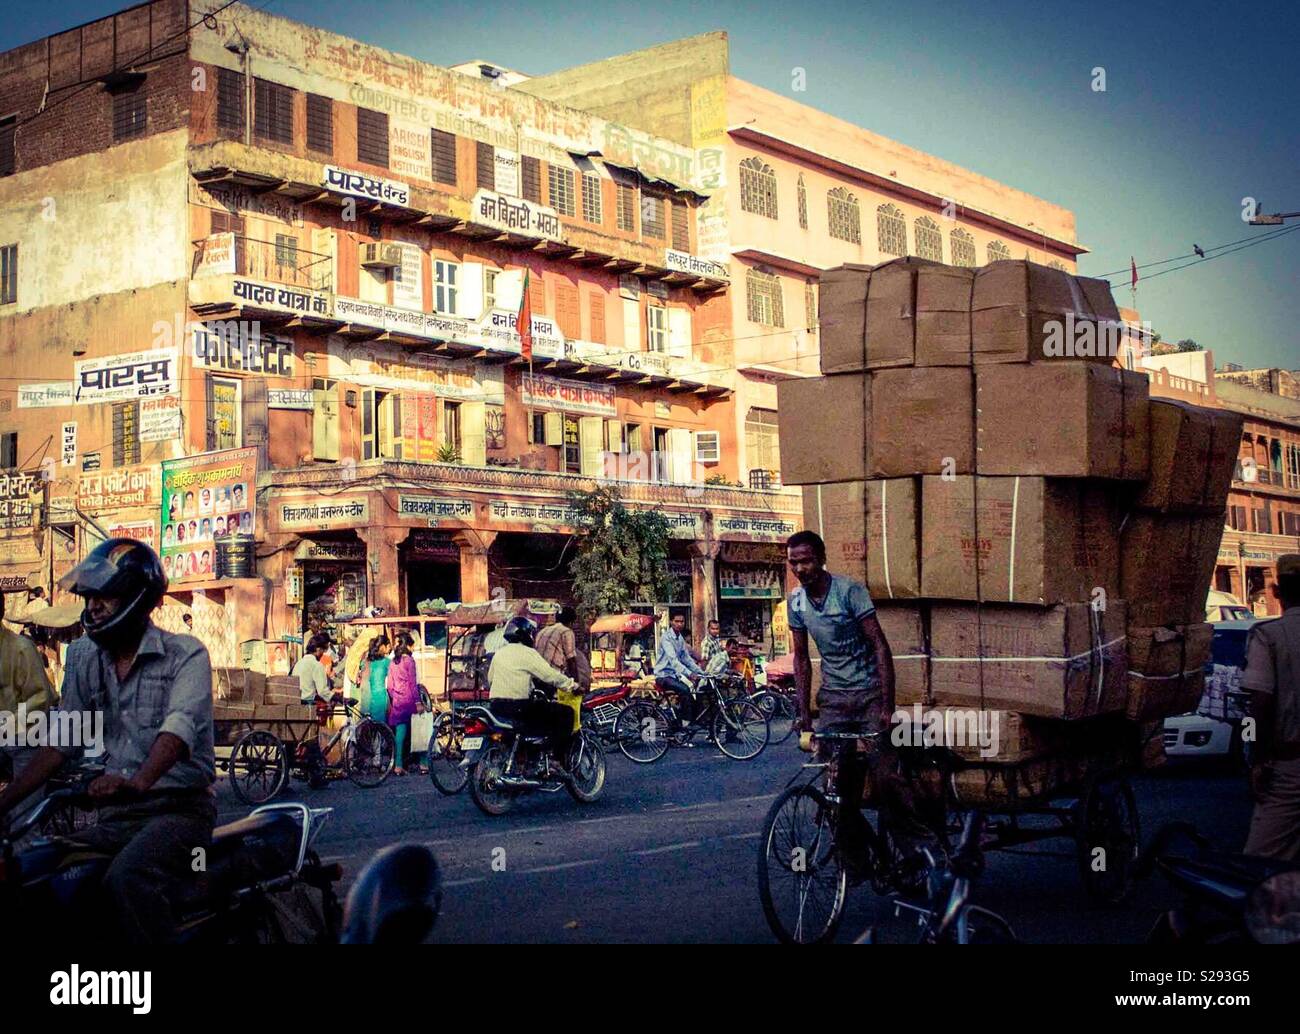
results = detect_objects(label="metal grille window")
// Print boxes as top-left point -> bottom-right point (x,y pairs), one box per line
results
0,116 -> 15,176
476,141 -> 494,190
356,108 -> 389,168
0,244 -> 15,305
306,93 -> 332,153
253,78 -> 293,144
745,408 -> 781,477
950,227 -> 976,267
641,193 -> 666,240
746,268 -> 784,327
274,234 -> 298,270
671,199 -> 689,250
739,157 -> 778,219
914,216 -> 943,261
876,204 -> 906,256
112,85 -> 147,141
521,156 -> 541,201
797,174 -> 808,229
582,173 -> 603,224
616,180 -> 636,232
431,129 -> 457,185
827,187 -> 861,244
805,281 -> 817,330
434,260 -> 458,313
216,67 -> 245,136
986,240 -> 1011,263
549,166 -> 575,216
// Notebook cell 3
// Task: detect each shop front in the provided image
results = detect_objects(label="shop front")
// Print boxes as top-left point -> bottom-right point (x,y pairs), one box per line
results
716,542 -> 788,658
400,529 -> 462,612
292,538 -> 369,637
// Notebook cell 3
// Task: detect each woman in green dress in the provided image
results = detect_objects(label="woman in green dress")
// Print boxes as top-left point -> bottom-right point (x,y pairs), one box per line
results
362,635 -> 391,724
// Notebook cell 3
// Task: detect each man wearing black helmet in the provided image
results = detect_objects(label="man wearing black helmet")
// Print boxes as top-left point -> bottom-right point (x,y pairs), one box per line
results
0,539 -> 216,944
488,616 -> 578,757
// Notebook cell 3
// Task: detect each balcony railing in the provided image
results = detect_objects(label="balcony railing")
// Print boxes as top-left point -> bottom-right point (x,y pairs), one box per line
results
193,234 -> 333,293
748,468 -> 782,491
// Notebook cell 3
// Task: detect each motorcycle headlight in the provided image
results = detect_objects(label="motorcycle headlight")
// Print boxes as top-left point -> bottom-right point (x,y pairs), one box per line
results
1245,870 -> 1300,945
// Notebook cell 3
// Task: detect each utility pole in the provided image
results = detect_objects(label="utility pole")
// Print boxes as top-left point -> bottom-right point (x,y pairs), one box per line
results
1247,205 -> 1300,225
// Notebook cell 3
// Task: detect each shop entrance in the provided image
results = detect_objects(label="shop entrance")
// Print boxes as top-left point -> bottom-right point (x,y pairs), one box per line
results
402,530 -> 462,613
295,538 -> 369,638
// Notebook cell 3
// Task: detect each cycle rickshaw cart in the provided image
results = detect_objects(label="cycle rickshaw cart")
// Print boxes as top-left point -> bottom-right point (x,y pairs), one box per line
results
757,710 -> 1143,944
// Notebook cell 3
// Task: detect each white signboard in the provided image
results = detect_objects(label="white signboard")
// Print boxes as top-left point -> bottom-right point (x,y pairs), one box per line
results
470,190 -> 562,240
278,496 -> 371,530
17,383 -> 75,408
140,396 -> 182,442
520,373 -> 616,417
715,515 -> 799,541
267,389 -> 315,411
396,495 -> 476,522
389,121 -> 432,182
664,248 -> 730,281
392,242 -> 423,311
74,348 -> 179,404
60,422 -> 77,467
322,165 -> 410,207
494,148 -> 520,197
232,279 -> 331,317
194,232 -> 236,277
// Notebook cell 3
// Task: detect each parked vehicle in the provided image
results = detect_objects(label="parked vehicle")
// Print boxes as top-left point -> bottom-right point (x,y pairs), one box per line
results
1205,589 -> 1252,623
1163,618 -> 1271,762
1142,823 -> 1300,944
613,672 -> 770,763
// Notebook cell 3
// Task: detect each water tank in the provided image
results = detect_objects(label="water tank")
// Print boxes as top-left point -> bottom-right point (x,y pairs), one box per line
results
216,535 -> 256,579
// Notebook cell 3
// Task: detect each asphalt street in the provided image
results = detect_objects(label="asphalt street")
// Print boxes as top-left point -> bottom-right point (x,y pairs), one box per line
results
214,741 -> 1255,944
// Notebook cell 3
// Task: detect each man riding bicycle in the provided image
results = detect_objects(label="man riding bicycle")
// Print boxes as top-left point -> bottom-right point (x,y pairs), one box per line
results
653,612 -> 705,730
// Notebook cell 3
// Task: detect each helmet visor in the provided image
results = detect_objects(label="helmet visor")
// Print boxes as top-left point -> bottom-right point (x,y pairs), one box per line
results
58,555 -> 122,596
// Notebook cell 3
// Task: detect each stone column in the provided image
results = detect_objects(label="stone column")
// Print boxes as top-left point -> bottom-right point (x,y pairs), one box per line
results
361,521 -> 404,616
689,538 -> 722,645
453,530 -> 498,603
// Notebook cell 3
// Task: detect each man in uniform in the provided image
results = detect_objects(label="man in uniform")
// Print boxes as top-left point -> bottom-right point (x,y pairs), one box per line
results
1241,553 -> 1300,861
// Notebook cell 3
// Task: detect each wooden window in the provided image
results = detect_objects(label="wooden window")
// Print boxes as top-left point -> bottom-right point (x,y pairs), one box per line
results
582,172 -> 603,224
0,244 -> 16,305
616,179 -> 636,232
563,415 -> 581,474
554,282 -> 581,339
589,292 -> 606,343
549,166 -> 576,216
206,375 -> 242,452
484,269 -> 498,311
745,268 -> 784,327
356,108 -> 389,168
950,227 -> 976,267
1252,506 -> 1272,535
306,94 -> 333,153
745,407 -> 781,475
671,199 -> 690,250
253,78 -> 293,144
0,116 -> 15,177
431,129 -> 457,185
805,281 -> 817,330
914,216 -> 943,261
797,174 -> 808,229
112,84 -> 147,141
216,67 -> 245,136
112,402 -> 140,466
739,157 -> 778,219
521,155 -> 541,201
0,432 -> 16,469
443,401 -> 462,451
876,203 -> 906,256
434,260 -> 459,313
274,233 -> 298,271
986,240 -> 1011,263
362,389 -> 402,460
647,304 -> 669,352
312,378 -> 339,462
641,193 -> 666,240
827,187 -> 861,244
528,269 -> 546,315
476,141 -> 495,190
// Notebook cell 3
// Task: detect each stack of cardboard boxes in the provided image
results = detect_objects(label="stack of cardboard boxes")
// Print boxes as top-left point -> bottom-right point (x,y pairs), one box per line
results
779,257 -> 1241,802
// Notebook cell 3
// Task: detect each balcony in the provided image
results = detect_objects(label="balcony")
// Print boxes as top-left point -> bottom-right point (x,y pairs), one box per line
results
748,468 -> 783,491
192,234 -> 332,292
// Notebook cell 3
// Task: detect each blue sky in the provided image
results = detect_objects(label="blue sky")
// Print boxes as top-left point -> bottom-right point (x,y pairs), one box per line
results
6,0 -> 1298,367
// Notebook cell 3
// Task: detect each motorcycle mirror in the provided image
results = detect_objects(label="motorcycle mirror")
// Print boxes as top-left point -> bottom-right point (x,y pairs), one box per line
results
341,843 -> 442,945
1245,870 -> 1300,945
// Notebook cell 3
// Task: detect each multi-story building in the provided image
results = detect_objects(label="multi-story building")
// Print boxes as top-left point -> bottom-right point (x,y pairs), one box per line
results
513,32 -> 1087,500
0,1 -> 803,663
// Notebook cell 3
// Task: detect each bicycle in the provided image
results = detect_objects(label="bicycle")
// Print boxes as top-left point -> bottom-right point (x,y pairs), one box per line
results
427,706 -> 473,795
749,687 -> 796,745
613,673 -> 769,763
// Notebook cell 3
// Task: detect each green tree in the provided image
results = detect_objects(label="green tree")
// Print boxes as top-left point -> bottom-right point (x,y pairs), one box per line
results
1175,338 -> 1203,352
565,486 -> 677,616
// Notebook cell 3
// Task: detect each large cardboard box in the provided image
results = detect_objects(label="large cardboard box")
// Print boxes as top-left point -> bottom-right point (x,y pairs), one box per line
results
900,706 -> 1065,762
920,476 -> 1123,604
950,755 -> 1076,807
875,600 -> 929,706
863,257 -> 939,369
1136,400 -> 1244,513
871,367 -> 975,476
915,264 -> 976,366
265,675 -> 303,705
801,479 -> 921,598
817,263 -> 874,374
778,374 -> 869,485
975,364 -> 1150,479
971,260 -> 1122,364
929,601 -> 1128,718
1126,622 -> 1213,721
1120,512 -> 1225,627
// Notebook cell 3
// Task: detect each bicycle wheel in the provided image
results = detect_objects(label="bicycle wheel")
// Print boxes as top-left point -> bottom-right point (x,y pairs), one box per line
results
428,712 -> 470,795
228,729 -> 289,805
345,720 -> 396,788
751,691 -> 795,745
614,700 -> 670,763
712,699 -> 769,760
1077,771 -> 1140,905
757,783 -> 847,944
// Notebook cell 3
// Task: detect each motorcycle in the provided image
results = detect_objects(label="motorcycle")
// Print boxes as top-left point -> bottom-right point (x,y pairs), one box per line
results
580,680 -> 635,748
2,787 -> 343,945
1141,822 -> 1300,944
460,695 -> 608,816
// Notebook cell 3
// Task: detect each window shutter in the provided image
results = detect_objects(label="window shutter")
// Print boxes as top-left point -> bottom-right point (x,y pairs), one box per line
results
579,416 -> 605,477
694,431 -> 720,464
492,269 -> 524,311
361,389 -> 376,460
668,428 -> 693,483
554,282 -> 580,339
461,400 -> 487,466
476,141 -> 495,190
216,67 -> 244,136
671,200 -> 690,250
307,94 -> 333,153
588,292 -> 606,343
521,156 -> 541,202
605,419 -> 623,453
543,411 -> 564,446
431,130 -> 457,185
313,386 -> 340,461
667,307 -> 691,358
529,271 -> 546,316
622,299 -> 641,352
459,261 -> 485,318
357,108 -> 389,167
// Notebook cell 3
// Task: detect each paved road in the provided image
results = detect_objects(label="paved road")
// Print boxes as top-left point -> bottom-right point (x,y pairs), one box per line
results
215,742 -> 1254,944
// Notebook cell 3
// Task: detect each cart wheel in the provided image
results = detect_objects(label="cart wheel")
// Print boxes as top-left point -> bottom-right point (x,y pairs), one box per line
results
228,730 -> 289,805
1076,772 -> 1140,905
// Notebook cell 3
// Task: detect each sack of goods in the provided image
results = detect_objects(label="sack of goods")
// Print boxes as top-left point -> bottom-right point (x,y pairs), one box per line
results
782,257 -> 1243,807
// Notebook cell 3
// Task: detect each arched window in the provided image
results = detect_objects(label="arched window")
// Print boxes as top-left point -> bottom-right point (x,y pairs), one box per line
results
827,187 -> 861,244
877,203 -> 906,256
739,157 -> 778,219
949,227 -> 976,267
986,240 -> 1011,263
797,174 -> 808,230
746,267 -> 785,327
914,216 -> 943,262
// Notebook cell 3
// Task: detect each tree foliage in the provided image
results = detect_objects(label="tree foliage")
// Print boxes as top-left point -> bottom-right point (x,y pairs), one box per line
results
1175,338 -> 1203,352
565,486 -> 676,617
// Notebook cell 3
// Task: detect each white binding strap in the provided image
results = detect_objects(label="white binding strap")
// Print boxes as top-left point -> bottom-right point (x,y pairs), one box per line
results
816,484 -> 824,537
932,635 -> 1127,665
1007,475 -> 1020,600
880,480 -> 893,599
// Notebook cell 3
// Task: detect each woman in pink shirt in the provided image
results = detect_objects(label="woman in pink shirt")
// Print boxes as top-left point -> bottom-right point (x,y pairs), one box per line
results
385,632 -> 424,775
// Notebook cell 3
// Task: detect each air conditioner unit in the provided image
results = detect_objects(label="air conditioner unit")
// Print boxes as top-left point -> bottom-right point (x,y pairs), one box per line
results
360,242 -> 402,269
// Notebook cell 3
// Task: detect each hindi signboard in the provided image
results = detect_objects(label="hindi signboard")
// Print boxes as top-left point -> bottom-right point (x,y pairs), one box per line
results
191,322 -> 295,377
396,495 -> 476,525
322,165 -> 410,207
278,496 -> 371,531
60,422 -> 77,467
74,348 -> 178,405
79,464 -> 158,513
520,373 -> 616,417
140,396 -> 182,442
664,249 -> 730,282
160,447 -> 258,584
0,470 -> 40,531
470,190 -> 562,240
17,383 -> 75,408
267,389 -> 315,411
